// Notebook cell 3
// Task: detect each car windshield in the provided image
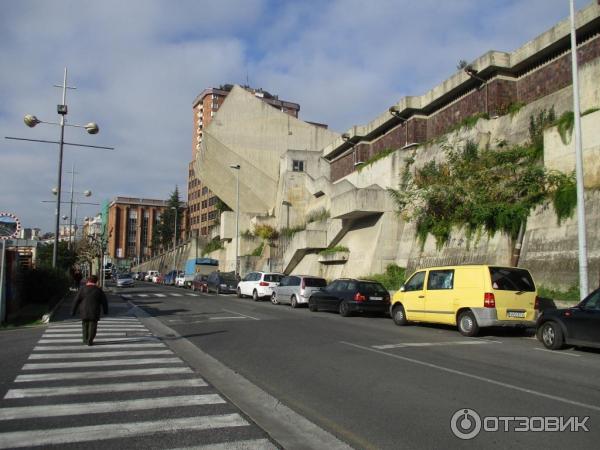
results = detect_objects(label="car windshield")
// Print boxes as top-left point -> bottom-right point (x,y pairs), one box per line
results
489,267 -> 535,292
119,273 -> 132,279
305,277 -> 327,287
220,274 -> 237,283
264,274 -> 283,282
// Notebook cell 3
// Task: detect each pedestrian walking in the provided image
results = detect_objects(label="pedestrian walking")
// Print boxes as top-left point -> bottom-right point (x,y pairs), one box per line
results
71,275 -> 108,346
72,269 -> 83,290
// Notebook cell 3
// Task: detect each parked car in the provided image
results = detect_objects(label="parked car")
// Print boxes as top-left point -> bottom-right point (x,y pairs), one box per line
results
191,274 -> 209,293
308,279 -> 390,316
145,270 -> 158,282
237,271 -> 283,301
175,272 -> 186,287
272,275 -> 328,308
163,270 -> 179,286
207,271 -> 238,294
151,273 -> 162,283
391,265 -> 539,337
116,272 -> 134,288
536,288 -> 600,350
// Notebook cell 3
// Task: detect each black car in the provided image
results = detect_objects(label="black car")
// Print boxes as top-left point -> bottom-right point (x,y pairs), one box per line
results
536,288 -> 600,350
206,271 -> 238,294
308,278 -> 390,317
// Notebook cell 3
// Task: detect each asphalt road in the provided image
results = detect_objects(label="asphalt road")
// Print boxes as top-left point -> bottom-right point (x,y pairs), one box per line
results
122,281 -> 600,449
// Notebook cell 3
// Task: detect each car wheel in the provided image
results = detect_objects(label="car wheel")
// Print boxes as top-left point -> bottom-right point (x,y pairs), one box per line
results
291,295 -> 298,308
457,310 -> 479,337
392,304 -> 408,326
539,321 -> 565,350
339,301 -> 351,317
216,286 -> 220,295
271,292 -> 279,305
237,288 -> 242,298
253,290 -> 259,302
308,299 -> 318,312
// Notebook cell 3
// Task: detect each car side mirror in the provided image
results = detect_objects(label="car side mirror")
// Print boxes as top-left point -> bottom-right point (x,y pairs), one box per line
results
399,286 -> 405,292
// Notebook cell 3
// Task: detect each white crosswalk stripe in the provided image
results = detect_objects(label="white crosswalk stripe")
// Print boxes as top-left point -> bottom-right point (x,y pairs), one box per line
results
0,312 -> 273,449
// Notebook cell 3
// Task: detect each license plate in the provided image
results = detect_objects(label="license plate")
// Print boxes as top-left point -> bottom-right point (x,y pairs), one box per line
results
507,311 -> 526,318
370,296 -> 383,301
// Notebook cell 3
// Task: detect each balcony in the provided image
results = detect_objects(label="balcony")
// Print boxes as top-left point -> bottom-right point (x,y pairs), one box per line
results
330,185 -> 395,219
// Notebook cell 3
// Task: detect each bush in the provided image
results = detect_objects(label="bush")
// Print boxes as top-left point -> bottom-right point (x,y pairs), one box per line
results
280,225 -> 306,238
249,242 -> 264,257
254,224 -> 279,241
537,284 -> 581,302
306,208 -> 330,223
362,264 -> 406,291
318,245 -> 349,255
202,238 -> 223,255
16,268 -> 70,307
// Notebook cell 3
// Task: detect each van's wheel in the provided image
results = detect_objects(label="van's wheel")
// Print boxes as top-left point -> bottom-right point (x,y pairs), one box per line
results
538,321 -> 565,350
458,311 -> 479,337
291,295 -> 298,308
271,293 -> 279,305
252,290 -> 259,302
392,304 -> 407,326
339,301 -> 351,317
237,288 -> 242,298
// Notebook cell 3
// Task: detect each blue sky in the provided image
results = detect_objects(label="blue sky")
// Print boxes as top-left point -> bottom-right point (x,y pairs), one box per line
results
0,0 -> 591,233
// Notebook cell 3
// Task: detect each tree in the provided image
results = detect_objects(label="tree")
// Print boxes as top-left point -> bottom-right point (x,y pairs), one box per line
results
36,241 -> 77,272
153,186 -> 182,250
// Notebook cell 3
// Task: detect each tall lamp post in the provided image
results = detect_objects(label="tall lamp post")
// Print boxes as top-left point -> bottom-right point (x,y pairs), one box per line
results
569,0 -> 589,299
6,68 -> 114,268
230,164 -> 241,277
172,206 -> 178,277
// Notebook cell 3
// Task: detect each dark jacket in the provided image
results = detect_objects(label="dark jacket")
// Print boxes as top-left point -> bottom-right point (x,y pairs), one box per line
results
72,284 -> 108,321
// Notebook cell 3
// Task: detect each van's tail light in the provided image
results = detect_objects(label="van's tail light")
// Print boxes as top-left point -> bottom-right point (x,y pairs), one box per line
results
534,296 -> 540,310
354,292 -> 366,302
484,292 -> 496,308
301,279 -> 305,290
259,281 -> 269,286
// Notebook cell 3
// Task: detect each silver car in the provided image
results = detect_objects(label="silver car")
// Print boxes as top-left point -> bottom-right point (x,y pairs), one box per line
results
116,272 -> 134,288
271,275 -> 328,308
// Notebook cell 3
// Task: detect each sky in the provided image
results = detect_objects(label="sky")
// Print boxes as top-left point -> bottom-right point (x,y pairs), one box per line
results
0,0 -> 591,233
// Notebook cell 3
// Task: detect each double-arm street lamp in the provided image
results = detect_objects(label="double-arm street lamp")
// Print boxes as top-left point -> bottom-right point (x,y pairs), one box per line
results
172,206 -> 178,277
5,67 -> 114,268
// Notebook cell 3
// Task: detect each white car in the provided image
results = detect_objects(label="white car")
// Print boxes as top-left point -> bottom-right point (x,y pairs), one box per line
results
145,270 -> 158,282
237,271 -> 284,301
175,273 -> 186,287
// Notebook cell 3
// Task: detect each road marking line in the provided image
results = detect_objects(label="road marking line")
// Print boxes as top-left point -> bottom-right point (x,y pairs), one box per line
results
186,293 -> 199,296
38,337 -> 159,343
42,333 -> 132,337
15,367 -> 192,382
0,394 -> 225,420
208,316 -> 247,320
4,378 -> 208,399
533,347 -> 581,357
154,293 -> 166,297
171,293 -> 183,297
339,341 -> 600,412
222,309 -> 260,321
0,414 -> 248,449
28,350 -> 173,359
47,326 -> 146,330
172,438 -> 278,450
373,340 -> 498,349
137,294 -> 149,297
23,357 -> 182,370
33,343 -> 165,351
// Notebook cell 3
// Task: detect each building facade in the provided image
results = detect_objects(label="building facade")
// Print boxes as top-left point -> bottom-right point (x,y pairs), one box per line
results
106,197 -> 185,266
188,84 -> 301,237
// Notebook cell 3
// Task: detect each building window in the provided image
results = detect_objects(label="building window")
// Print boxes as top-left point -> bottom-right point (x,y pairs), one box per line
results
208,196 -> 218,206
126,210 -> 137,258
201,213 -> 208,222
292,160 -> 305,172
208,210 -> 218,220
201,200 -> 208,209
202,187 -> 208,195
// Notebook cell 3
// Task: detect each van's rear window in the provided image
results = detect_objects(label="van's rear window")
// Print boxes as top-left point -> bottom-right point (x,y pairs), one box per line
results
304,278 -> 327,287
489,267 -> 535,292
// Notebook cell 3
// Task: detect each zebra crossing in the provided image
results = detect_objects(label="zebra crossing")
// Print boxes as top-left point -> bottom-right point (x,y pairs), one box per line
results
0,315 -> 278,449
121,292 -> 209,299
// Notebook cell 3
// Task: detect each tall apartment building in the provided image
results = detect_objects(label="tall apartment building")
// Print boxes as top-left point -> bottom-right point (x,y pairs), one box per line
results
188,84 -> 301,236
106,197 -> 187,266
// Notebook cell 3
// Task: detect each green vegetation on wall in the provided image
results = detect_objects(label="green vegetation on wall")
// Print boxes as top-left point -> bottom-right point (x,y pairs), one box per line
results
356,148 -> 396,172
362,264 -> 406,290
306,208 -> 330,223
318,245 -> 349,255
249,242 -> 264,257
202,238 -> 223,255
388,107 -> 577,249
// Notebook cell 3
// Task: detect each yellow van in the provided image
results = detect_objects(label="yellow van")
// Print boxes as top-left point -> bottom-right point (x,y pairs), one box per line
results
391,265 -> 539,336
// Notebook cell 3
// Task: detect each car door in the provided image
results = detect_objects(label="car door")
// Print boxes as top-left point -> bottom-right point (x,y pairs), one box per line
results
424,269 -> 455,324
240,272 -> 255,296
401,271 -> 427,321
277,276 -> 290,303
288,276 -> 301,304
319,281 -> 341,311
567,289 -> 600,345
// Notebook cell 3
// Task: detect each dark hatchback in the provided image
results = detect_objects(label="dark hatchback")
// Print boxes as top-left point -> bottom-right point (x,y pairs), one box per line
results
536,287 -> 600,350
207,271 -> 238,294
191,274 -> 208,292
308,279 -> 390,317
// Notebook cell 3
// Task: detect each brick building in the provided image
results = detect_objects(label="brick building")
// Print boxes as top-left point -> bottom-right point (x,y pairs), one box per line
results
106,197 -> 187,266
188,85 -> 301,237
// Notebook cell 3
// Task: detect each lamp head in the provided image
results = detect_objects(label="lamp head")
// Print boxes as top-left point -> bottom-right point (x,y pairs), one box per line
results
24,114 -> 40,128
83,190 -> 92,197
229,164 -> 240,170
85,122 -> 99,134
341,133 -> 351,141
51,187 -> 58,195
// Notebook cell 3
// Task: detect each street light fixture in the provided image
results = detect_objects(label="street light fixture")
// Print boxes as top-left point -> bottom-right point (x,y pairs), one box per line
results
5,68 -> 114,268
230,164 -> 241,277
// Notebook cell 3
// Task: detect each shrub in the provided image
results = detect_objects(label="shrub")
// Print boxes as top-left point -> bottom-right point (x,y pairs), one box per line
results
280,225 -> 306,238
537,284 -> 580,302
318,245 -> 349,255
202,238 -> 223,255
254,224 -> 279,241
306,208 -> 330,223
16,268 -> 70,307
249,242 -> 264,257
362,264 -> 406,291
240,229 -> 255,240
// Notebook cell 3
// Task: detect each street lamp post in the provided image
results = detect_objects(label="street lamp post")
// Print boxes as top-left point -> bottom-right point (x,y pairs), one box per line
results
230,164 -> 241,277
6,68 -> 114,268
172,206 -> 178,277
